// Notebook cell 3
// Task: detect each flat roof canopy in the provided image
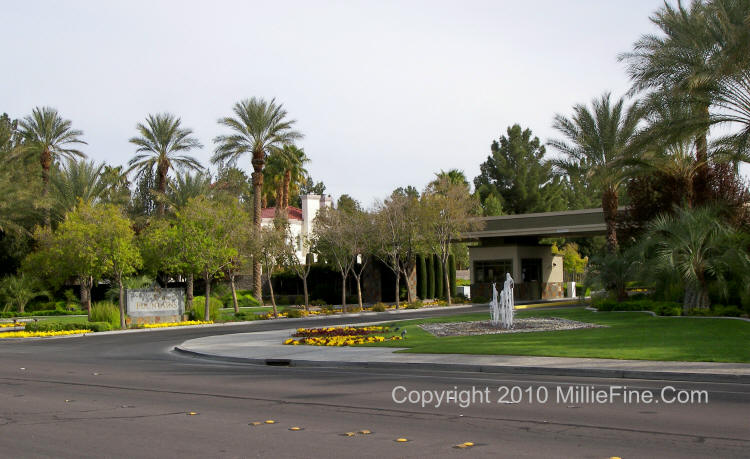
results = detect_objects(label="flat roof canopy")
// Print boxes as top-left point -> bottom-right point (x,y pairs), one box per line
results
463,208 -> 608,240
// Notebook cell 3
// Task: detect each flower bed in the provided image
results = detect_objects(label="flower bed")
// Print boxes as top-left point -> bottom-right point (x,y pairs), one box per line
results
139,320 -> 213,328
283,326 -> 403,346
0,322 -> 24,328
0,329 -> 91,338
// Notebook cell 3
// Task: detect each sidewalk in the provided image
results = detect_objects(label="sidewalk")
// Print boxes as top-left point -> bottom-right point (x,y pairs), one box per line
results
175,325 -> 750,384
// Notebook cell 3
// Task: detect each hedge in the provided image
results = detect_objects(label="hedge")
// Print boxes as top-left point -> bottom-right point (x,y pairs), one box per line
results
426,255 -> 435,299
448,254 -> 456,297
417,254 -> 427,300
24,321 -> 112,332
434,254 -> 443,300
593,298 -> 745,317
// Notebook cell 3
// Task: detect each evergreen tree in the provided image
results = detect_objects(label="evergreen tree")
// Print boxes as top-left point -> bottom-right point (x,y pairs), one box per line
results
474,124 -> 566,214
417,254 -> 427,299
433,254 -> 443,300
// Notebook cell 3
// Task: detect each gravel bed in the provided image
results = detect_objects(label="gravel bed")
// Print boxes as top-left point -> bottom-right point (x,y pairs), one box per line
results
419,317 -> 605,337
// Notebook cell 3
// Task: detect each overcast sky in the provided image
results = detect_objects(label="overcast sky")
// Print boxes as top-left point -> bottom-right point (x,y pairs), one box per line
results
3,0 -> 665,206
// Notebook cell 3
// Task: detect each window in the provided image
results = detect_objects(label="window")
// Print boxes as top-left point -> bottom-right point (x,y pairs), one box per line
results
474,260 -> 513,284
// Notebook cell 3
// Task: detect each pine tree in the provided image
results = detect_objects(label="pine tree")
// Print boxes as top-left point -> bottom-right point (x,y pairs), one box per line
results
474,124 -> 566,214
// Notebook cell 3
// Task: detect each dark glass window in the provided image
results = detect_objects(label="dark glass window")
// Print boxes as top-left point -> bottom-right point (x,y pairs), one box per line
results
474,259 -> 513,284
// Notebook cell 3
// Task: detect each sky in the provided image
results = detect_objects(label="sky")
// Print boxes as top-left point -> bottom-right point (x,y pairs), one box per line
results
3,0 -> 666,206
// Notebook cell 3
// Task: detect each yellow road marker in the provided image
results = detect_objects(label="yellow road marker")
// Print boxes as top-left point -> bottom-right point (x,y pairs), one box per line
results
455,442 -> 475,448
264,420 -> 275,424
359,429 -> 372,435
343,432 -> 356,437
187,412 -> 198,416
395,438 -> 409,442
249,422 -> 262,426
289,427 -> 302,431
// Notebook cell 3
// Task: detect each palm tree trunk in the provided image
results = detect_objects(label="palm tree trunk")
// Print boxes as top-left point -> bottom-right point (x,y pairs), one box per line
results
156,161 -> 168,216
251,168 -> 263,303
282,170 -> 291,209
40,148 -> 52,227
693,105 -> 710,206
602,186 -> 619,254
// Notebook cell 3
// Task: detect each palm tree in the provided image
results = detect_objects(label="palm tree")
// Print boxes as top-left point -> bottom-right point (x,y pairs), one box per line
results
17,107 -> 87,225
433,169 -> 469,188
549,93 -> 643,253
585,246 -> 642,302
212,98 -> 302,299
50,158 -> 108,220
0,274 -> 50,314
273,144 -> 309,209
166,170 -> 212,213
645,207 -> 738,312
619,0 -> 727,203
127,113 -> 203,216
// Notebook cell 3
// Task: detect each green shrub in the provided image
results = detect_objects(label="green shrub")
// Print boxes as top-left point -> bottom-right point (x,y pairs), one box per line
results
405,300 -> 423,309
233,311 -> 257,321
86,321 -> 113,332
310,299 -> 327,306
713,305 -> 743,317
456,278 -> 471,287
90,302 -> 120,327
283,308 -> 304,318
371,303 -> 387,312
25,321 -> 92,332
346,304 -> 362,313
293,295 -> 304,305
191,296 -> 222,321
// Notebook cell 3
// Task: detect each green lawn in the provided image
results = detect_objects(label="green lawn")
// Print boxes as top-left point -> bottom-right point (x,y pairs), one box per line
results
366,308 -> 750,363
33,315 -> 90,325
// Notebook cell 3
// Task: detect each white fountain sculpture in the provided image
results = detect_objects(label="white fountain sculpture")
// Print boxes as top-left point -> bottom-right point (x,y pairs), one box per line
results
490,273 -> 514,329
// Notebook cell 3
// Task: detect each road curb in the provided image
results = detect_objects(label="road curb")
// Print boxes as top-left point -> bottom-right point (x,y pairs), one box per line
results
173,345 -> 750,384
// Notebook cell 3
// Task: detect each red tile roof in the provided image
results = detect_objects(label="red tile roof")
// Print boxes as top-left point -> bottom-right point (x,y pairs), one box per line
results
261,206 -> 303,221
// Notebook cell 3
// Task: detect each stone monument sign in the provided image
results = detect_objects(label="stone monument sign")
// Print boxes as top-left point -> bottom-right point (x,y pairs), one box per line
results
125,288 -> 185,325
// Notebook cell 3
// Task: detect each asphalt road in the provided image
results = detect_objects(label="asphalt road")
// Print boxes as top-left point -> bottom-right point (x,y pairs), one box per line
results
1,308 -> 748,458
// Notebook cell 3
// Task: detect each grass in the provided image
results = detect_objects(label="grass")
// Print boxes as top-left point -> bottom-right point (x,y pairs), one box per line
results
365,307 -> 750,363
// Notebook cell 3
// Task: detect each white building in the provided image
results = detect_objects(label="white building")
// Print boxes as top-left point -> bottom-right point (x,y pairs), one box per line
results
261,194 -> 333,262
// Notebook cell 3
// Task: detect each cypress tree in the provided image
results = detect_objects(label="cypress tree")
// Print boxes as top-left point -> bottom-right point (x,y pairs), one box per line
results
426,255 -> 435,299
417,254 -> 427,299
434,254 -> 443,300
448,253 -> 456,297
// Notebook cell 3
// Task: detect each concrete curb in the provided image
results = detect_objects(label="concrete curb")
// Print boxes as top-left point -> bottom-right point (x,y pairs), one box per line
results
172,345 -> 750,384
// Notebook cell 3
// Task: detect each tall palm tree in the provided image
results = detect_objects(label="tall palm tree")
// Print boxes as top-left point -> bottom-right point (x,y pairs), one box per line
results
274,144 -> 309,209
549,93 -> 643,253
212,98 -> 302,299
619,0 -> 724,203
17,107 -> 87,225
50,158 -> 108,220
127,113 -> 203,216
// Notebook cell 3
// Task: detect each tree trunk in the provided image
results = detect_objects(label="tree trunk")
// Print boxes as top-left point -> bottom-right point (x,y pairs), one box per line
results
251,168 -> 263,304
230,273 -> 239,313
186,274 -> 194,310
302,276 -> 309,312
355,274 -> 363,309
443,261 -> 452,305
601,186 -> 619,254
156,161 -> 168,216
282,170 -> 291,209
80,276 -> 92,314
394,271 -> 400,309
40,148 -> 52,227
693,105 -> 710,206
204,271 -> 211,322
267,273 -> 277,318
341,272 -> 347,313
118,276 -> 126,329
